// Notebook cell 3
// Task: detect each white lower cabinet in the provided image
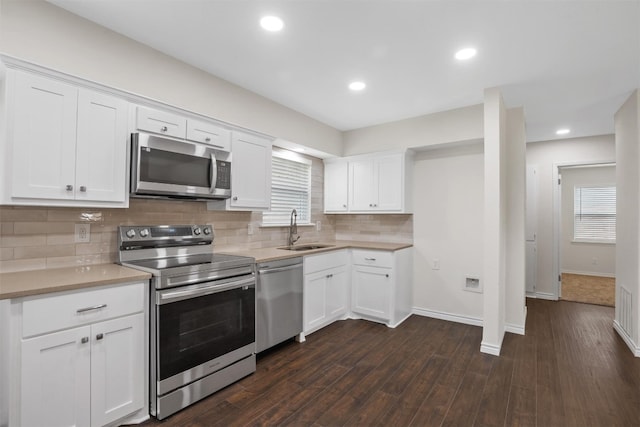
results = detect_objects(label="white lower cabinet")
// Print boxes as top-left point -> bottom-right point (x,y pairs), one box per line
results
11,281 -> 146,427
303,250 -> 349,335
351,248 -> 413,327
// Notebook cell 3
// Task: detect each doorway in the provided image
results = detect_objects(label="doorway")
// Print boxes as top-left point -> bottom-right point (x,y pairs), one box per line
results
555,163 -> 616,306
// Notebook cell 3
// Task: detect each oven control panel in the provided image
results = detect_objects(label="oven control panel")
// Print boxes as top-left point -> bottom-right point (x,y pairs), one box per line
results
118,224 -> 214,245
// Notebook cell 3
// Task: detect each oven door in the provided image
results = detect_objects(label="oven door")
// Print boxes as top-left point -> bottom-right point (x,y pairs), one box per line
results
154,274 -> 255,395
131,132 -> 231,199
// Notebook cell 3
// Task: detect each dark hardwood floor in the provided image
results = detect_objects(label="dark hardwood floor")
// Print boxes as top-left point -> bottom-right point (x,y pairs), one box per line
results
144,299 -> 640,426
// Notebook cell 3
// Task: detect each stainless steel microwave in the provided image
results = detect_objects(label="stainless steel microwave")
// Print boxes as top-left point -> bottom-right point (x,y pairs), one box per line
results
130,132 -> 231,200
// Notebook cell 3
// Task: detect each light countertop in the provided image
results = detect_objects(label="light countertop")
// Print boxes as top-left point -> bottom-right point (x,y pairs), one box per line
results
0,264 -> 152,300
220,240 -> 412,263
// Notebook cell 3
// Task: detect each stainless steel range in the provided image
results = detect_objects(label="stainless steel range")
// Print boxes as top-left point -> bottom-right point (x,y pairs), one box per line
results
117,224 -> 256,420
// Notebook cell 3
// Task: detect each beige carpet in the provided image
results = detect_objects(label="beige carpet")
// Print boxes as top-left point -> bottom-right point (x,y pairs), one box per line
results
561,273 -> 615,307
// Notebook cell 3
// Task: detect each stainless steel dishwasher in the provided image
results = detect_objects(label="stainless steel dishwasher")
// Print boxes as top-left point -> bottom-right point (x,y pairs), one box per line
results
256,257 -> 303,353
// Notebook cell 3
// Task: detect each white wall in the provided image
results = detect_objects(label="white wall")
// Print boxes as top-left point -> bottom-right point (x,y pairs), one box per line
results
526,135 -> 616,298
0,0 -> 342,156
481,88 -> 508,355
342,104 -> 483,156
412,143 -> 485,323
614,90 -> 640,354
505,107 -> 526,333
560,165 -> 616,277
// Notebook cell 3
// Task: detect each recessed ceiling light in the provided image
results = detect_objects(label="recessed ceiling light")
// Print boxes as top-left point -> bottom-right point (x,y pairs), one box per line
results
455,47 -> 477,60
556,128 -> 571,135
260,16 -> 284,32
349,81 -> 366,91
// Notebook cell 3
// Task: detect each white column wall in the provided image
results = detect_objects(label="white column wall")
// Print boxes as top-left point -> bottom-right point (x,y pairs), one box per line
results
614,90 -> 640,356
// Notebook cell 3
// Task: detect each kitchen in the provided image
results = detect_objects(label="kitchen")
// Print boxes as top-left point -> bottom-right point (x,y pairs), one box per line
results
1,0 -> 640,426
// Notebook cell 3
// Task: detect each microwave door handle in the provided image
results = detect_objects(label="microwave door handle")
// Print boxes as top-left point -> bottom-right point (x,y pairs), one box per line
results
210,153 -> 218,194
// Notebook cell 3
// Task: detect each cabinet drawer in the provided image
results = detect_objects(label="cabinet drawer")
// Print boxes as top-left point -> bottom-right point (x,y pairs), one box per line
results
304,250 -> 348,274
136,106 -> 186,138
351,249 -> 393,268
186,119 -> 231,151
22,282 -> 145,338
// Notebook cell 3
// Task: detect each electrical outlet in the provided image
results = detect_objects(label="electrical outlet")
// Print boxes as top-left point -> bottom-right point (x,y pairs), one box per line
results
75,223 -> 90,243
432,259 -> 440,270
316,221 -> 322,231
247,223 -> 254,235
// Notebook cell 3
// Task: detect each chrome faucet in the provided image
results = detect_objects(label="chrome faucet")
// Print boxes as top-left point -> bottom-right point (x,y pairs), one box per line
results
288,209 -> 300,246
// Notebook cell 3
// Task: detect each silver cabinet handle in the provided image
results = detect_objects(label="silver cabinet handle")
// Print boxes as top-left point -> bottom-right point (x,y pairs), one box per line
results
66,185 -> 73,191
365,257 -> 376,261
232,196 -> 238,201
205,137 -> 211,142
81,337 -> 89,344
369,203 -> 373,207
160,126 -> 168,132
326,273 -> 333,278
96,333 -> 104,340
76,303 -> 107,314
79,186 -> 86,192
386,274 -> 389,278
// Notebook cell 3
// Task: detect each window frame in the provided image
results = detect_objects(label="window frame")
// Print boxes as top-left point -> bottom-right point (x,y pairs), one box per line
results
261,149 -> 312,227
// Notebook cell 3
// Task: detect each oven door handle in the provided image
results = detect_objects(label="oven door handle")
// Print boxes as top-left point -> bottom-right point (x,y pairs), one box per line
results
158,277 -> 255,304
209,153 -> 218,194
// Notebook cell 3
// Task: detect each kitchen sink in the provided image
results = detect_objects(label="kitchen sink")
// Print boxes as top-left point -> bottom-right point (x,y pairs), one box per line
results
278,244 -> 335,251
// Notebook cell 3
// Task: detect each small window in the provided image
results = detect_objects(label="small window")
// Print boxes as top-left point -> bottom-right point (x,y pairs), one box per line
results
262,150 -> 311,226
573,185 -> 616,243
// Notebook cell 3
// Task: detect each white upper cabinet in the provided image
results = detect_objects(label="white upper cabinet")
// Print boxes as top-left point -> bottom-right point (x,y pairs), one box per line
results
186,119 -> 231,151
6,70 -> 129,207
208,131 -> 272,211
323,160 -> 349,212
135,106 -> 186,139
325,150 -> 413,214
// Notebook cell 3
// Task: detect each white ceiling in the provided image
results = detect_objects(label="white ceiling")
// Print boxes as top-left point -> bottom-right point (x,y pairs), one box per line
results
48,0 -> 640,143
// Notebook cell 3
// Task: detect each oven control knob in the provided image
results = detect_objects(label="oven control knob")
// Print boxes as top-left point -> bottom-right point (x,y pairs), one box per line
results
126,229 -> 136,239
193,227 -> 201,235
140,228 -> 149,238
203,227 -> 211,235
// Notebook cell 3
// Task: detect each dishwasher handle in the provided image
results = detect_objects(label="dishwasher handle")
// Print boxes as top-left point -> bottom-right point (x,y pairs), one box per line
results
258,264 -> 302,275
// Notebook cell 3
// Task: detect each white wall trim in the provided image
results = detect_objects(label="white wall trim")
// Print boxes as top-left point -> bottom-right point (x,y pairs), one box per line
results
412,307 -> 483,327
531,291 -> 557,301
480,341 -> 501,356
505,323 -> 525,335
613,320 -> 640,357
561,270 -> 616,278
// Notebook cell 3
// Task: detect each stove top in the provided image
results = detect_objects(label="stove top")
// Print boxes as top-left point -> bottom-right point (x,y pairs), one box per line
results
122,253 -> 254,275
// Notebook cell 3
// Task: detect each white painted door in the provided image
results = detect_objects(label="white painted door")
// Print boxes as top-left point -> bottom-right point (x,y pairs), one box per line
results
325,266 -> 348,319
349,159 -> 375,211
375,154 -> 403,211
21,326 -> 91,427
91,313 -> 144,427
303,270 -> 328,332
230,132 -> 272,209
351,265 -> 392,320
324,161 -> 349,212
11,71 -> 78,200
75,89 -> 128,203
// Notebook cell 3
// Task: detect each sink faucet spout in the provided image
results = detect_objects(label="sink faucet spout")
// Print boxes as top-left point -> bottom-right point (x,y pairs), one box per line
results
288,209 -> 300,246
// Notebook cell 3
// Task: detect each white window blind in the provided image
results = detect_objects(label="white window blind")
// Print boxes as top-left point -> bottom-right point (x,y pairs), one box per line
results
573,185 -> 616,242
262,151 -> 311,226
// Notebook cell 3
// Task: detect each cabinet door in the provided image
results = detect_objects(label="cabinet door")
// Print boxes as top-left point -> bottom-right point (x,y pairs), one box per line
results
349,159 -> 375,211
21,326 -> 91,427
375,154 -> 403,211
76,89 -> 128,203
351,265 -> 392,320
230,132 -> 272,209
11,72 -> 78,200
326,267 -> 348,319
324,161 -> 349,212
304,270 -> 328,333
136,106 -> 186,138
91,313 -> 144,427
187,119 -> 231,151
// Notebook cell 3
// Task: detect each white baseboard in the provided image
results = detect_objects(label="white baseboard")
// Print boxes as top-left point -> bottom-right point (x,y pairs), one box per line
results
505,323 -> 525,335
412,307 -> 483,327
530,291 -> 556,301
613,320 -> 640,357
480,341 -> 501,356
